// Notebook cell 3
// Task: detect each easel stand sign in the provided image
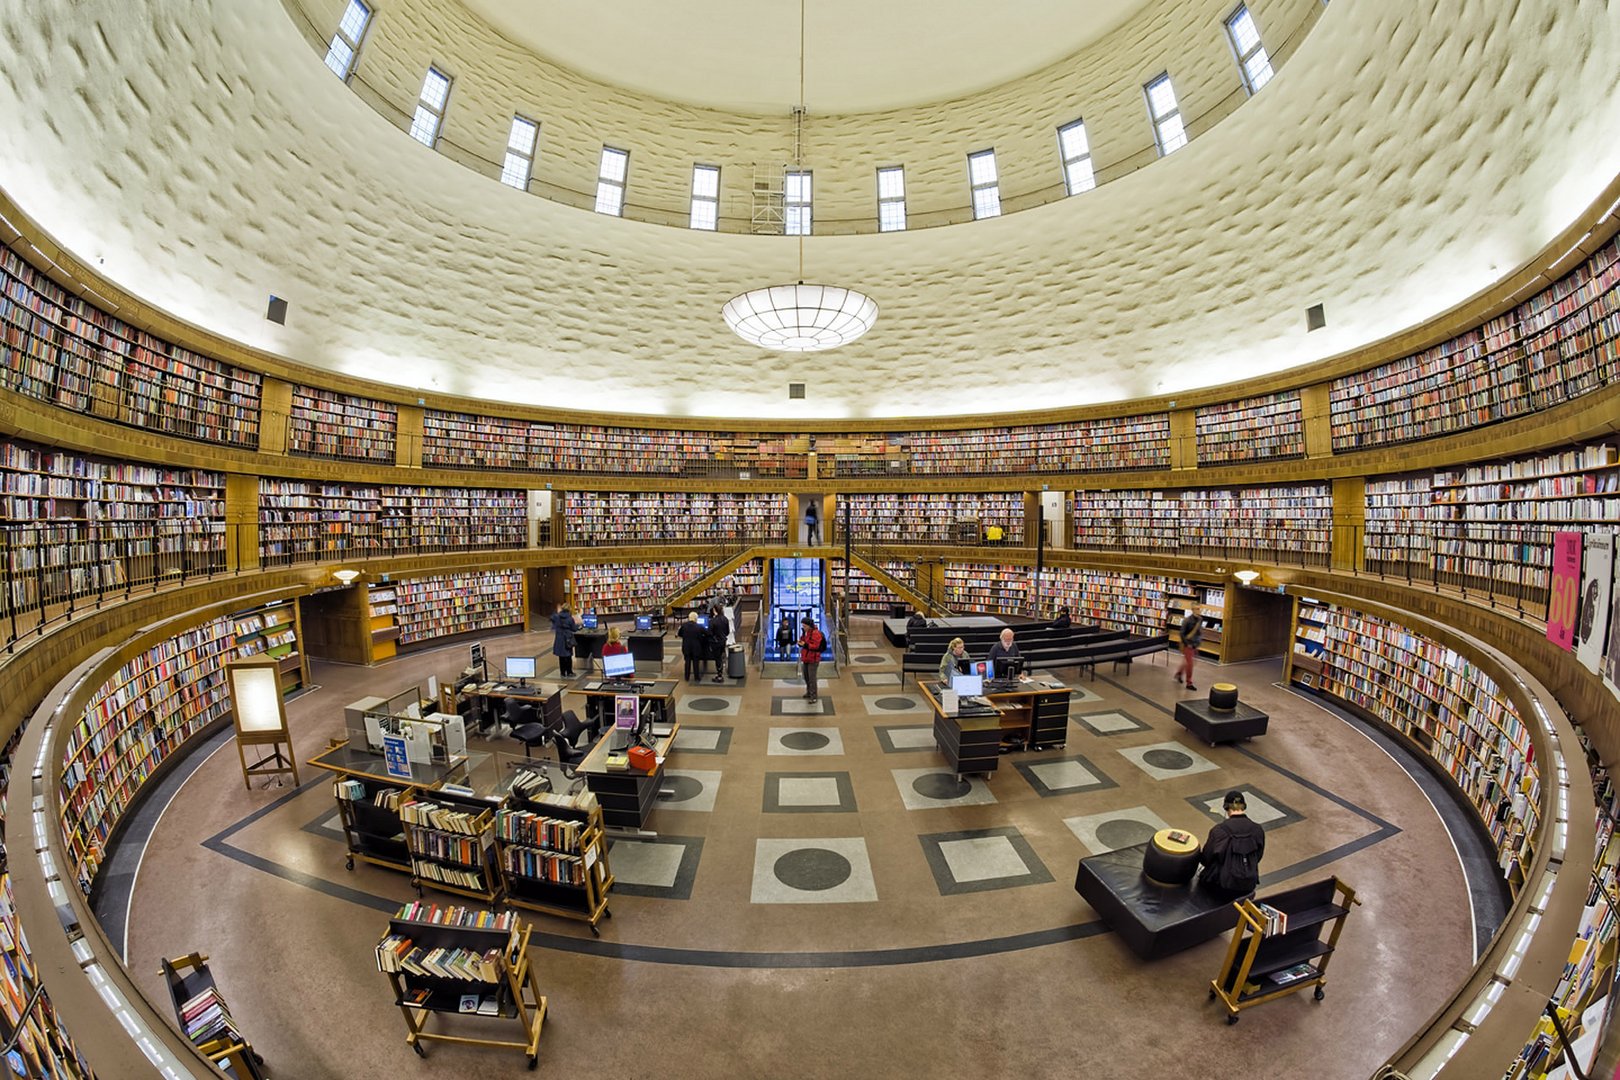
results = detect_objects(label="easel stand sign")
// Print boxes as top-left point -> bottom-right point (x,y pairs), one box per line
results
227,660 -> 300,790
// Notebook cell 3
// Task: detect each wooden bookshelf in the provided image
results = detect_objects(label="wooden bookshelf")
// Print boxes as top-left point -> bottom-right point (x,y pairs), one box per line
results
0,246 -> 262,448
1288,598 -> 1540,895
401,791 -> 504,903
393,571 -> 526,648
1195,391 -> 1305,464
421,411 -> 533,470
231,598 -> 309,696
368,584 -> 399,662
286,386 -> 397,462
943,562 -> 1029,614
571,560 -> 705,613
495,778 -> 613,934
1072,490 -> 1178,551
837,559 -> 914,612
906,415 -> 1171,475
1042,568 -> 1192,634
836,492 -> 1025,545
0,438 -> 226,612
1166,583 -> 1228,661
1072,484 -> 1331,565
561,491 -> 787,545
257,480 -> 526,565
1331,237 -> 1620,452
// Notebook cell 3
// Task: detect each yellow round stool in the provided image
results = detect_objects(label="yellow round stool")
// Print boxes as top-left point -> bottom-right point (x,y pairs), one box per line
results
1142,827 -> 1202,886
1209,683 -> 1239,711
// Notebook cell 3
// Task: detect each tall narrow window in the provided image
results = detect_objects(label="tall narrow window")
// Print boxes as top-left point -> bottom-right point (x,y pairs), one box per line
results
690,164 -> 720,230
785,170 -> 813,236
1057,119 -> 1096,195
595,147 -> 629,216
409,67 -> 451,148
968,150 -> 1001,219
323,0 -> 371,80
1144,74 -> 1187,156
1226,6 -> 1275,93
876,166 -> 906,232
500,116 -> 538,189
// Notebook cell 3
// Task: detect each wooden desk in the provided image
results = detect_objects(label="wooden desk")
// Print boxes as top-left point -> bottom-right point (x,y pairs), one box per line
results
918,678 -> 1073,779
576,722 -> 681,832
627,631 -> 666,665
569,677 -> 679,733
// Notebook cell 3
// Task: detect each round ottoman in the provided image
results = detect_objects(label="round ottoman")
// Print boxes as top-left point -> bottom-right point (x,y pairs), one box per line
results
1209,683 -> 1239,711
1142,828 -> 1202,887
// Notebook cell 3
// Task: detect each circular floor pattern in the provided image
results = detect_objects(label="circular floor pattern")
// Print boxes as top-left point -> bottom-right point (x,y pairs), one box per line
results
853,655 -> 889,665
913,773 -> 972,800
874,697 -> 917,710
773,848 -> 853,891
686,698 -> 730,712
779,731 -> 832,751
1142,748 -> 1194,770
662,775 -> 705,802
1095,818 -> 1160,851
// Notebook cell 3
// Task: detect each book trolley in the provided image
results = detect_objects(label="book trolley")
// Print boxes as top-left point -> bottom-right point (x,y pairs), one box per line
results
376,903 -> 547,1067
400,789 -> 503,904
1209,877 -> 1359,1023
494,777 -> 614,936
160,952 -> 267,1079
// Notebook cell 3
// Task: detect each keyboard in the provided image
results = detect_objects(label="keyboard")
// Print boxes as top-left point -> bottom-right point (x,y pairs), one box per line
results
984,679 -> 1022,693
602,681 -> 652,692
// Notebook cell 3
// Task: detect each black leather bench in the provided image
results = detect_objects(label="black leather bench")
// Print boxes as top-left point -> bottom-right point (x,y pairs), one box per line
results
1074,842 -> 1243,959
1075,635 -> 1171,680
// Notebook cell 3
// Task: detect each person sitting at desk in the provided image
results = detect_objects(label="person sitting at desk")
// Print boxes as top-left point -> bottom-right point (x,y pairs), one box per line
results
1051,605 -> 1072,629
602,627 -> 628,658
937,637 -> 971,684
986,628 -> 1022,679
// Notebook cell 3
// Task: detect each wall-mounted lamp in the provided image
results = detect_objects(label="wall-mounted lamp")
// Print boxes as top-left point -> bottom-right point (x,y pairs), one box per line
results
332,569 -> 362,586
1233,570 -> 1261,586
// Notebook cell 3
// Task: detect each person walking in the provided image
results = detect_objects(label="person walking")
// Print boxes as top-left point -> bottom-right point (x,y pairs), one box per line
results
678,611 -> 707,683
551,605 -> 578,678
709,604 -> 731,683
1177,608 -> 1203,691
798,616 -> 826,701
804,499 -> 821,546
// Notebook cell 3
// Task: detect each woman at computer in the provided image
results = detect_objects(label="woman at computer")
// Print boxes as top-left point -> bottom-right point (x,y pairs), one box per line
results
551,605 -> 578,677
602,627 -> 628,657
937,637 -> 972,684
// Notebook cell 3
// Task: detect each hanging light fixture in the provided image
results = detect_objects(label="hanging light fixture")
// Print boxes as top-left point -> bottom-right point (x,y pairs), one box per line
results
722,0 -> 877,353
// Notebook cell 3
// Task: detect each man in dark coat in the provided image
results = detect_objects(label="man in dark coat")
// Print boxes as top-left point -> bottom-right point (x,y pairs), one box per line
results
1198,790 -> 1266,900
709,604 -> 731,683
551,606 -> 578,677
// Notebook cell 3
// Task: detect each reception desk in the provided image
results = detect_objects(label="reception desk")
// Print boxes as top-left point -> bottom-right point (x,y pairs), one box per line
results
576,722 -> 681,832
919,678 -> 1073,779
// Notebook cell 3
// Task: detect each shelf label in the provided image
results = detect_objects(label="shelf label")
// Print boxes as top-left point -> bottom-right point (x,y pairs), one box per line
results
383,733 -> 413,780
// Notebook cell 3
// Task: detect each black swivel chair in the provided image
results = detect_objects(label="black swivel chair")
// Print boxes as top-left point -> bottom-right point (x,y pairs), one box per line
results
506,698 -> 548,759
557,709 -> 591,749
542,710 -> 587,777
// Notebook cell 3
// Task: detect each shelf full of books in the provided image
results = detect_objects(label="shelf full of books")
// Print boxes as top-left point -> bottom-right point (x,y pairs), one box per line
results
836,492 -> 1025,545
905,415 -> 1171,475
1043,568 -> 1194,635
368,584 -> 400,661
401,791 -> 503,902
835,560 -> 914,612
571,560 -> 710,613
1363,441 -> 1618,614
1167,583 -> 1227,659
1194,391 -> 1305,464
495,776 -> 612,931
286,386 -> 398,462
0,438 -> 227,616
943,563 -> 1030,614
1287,598 -> 1539,894
1330,237 -> 1620,452
393,571 -> 526,647
257,480 -> 526,565
0,246 -> 262,448
58,599 -> 307,887
1071,484 -> 1331,566
231,599 -> 308,695
561,491 -> 787,545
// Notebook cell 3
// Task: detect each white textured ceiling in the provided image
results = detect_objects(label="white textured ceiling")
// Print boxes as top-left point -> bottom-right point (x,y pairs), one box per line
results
0,0 -> 1616,420
459,0 -> 1155,113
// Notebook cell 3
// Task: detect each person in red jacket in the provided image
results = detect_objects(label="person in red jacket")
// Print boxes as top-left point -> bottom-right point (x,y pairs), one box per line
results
798,616 -> 826,701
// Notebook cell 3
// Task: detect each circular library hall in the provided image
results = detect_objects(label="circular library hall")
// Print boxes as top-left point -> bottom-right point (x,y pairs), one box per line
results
0,1 -> 1617,1078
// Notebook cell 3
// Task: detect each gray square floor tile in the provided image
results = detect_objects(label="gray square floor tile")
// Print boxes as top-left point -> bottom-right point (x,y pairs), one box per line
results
1118,740 -> 1219,781
1186,785 -> 1303,830
763,771 -> 858,814
659,769 -> 723,812
751,837 -> 878,903
1012,753 -> 1118,797
854,672 -> 902,687
767,727 -> 845,755
771,697 -> 838,717
874,725 -> 936,753
847,639 -> 881,650
891,767 -> 997,810
670,726 -> 732,754
861,693 -> 930,716
918,827 -> 1054,895
1063,805 -> 1174,855
606,835 -> 703,899
1075,710 -> 1152,736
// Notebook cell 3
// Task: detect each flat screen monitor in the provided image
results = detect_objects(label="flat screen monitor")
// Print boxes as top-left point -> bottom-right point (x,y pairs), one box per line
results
581,612 -> 599,630
504,655 -> 537,680
951,673 -> 984,697
994,656 -> 1023,680
603,652 -> 635,680
970,660 -> 994,680
696,615 -> 710,629
635,614 -> 652,631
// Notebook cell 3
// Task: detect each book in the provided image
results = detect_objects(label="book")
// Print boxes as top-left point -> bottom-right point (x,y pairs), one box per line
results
477,996 -> 500,1016
459,994 -> 479,1013
1271,963 -> 1316,986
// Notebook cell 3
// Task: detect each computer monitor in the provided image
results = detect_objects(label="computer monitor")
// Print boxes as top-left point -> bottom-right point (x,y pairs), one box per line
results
994,656 -> 1024,680
603,652 -> 635,680
696,614 -> 710,630
971,660 -> 994,680
635,614 -> 652,631
951,673 -> 984,697
581,612 -> 599,630
504,656 -> 536,684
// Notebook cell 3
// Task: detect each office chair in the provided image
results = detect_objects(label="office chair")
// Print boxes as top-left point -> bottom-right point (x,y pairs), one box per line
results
506,698 -> 545,757
549,728 -> 587,778
557,709 -> 591,749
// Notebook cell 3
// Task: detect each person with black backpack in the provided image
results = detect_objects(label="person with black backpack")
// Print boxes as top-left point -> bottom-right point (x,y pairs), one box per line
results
1198,790 -> 1265,899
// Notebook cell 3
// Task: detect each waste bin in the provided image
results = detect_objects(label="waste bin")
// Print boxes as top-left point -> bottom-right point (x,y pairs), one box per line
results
727,644 -> 747,680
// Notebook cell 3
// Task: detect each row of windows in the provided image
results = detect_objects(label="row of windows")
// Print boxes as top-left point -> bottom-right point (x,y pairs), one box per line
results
323,1 -> 1276,228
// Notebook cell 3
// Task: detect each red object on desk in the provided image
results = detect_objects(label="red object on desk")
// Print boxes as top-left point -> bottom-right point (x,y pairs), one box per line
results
627,745 -> 657,772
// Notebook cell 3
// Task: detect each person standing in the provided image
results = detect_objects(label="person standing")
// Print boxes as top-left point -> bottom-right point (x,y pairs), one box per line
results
551,605 -> 578,678
1197,791 -> 1266,899
804,498 -> 821,546
798,616 -> 826,701
678,611 -> 707,683
709,604 -> 731,684
1177,608 -> 1203,691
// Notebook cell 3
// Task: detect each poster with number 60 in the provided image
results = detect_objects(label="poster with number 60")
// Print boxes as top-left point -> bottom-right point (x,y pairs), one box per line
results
1547,532 -> 1583,651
